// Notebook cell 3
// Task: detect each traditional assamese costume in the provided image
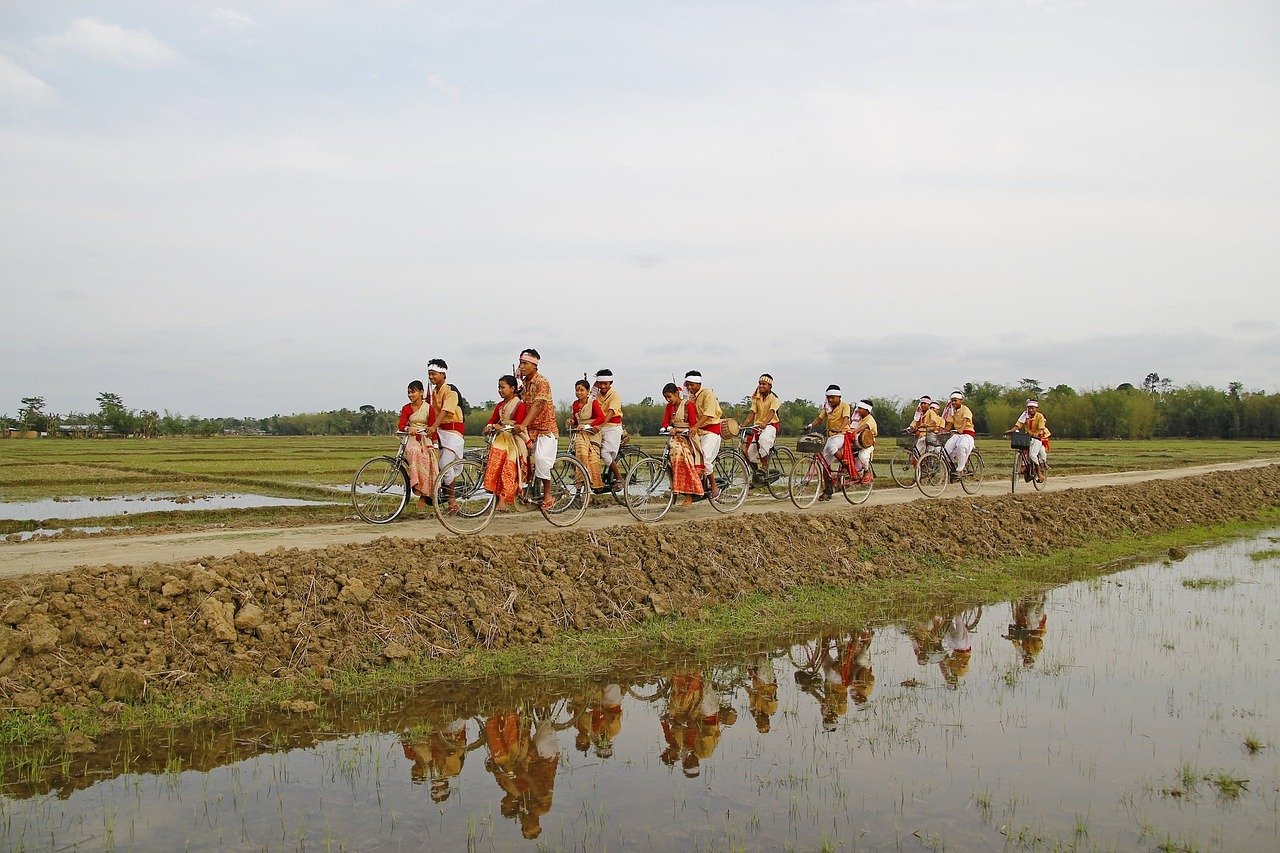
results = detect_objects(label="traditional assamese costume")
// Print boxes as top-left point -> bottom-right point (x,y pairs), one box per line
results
483,397 -> 528,505
397,400 -> 438,497
661,398 -> 704,497
571,396 -> 606,490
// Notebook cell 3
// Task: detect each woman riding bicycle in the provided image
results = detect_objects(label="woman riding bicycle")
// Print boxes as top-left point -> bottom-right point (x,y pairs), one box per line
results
396,380 -> 439,505
482,375 -> 528,511
1004,399 -> 1051,482
659,382 -> 705,507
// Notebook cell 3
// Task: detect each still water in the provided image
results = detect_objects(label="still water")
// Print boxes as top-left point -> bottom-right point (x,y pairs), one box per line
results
3,534 -> 1278,851
0,494 -> 337,522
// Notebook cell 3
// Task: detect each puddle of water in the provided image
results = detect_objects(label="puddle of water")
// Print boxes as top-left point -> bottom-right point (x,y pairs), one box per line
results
3,526 -> 131,543
2,533 -> 1278,850
0,493 -> 338,521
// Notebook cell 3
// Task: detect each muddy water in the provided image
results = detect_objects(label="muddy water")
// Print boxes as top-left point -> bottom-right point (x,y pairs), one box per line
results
3,534 -> 1279,851
0,493 -> 338,521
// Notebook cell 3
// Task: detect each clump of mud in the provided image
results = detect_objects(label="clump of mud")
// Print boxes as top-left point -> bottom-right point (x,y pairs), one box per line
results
1,466 -> 1277,713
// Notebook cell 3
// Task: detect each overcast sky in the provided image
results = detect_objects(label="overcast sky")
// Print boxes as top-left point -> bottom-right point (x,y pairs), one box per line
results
2,1 -> 1277,417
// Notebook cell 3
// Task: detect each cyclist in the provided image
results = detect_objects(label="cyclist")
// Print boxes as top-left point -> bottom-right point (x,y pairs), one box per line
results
1004,399 -> 1051,482
846,399 -> 877,484
592,369 -> 625,491
659,382 -> 705,506
911,396 -> 945,457
741,373 -> 781,483
426,358 -> 465,511
943,391 -> 976,479
571,378 -> 606,491
807,385 -> 850,501
396,379 -> 438,504
683,371 -> 723,500
517,348 -> 558,510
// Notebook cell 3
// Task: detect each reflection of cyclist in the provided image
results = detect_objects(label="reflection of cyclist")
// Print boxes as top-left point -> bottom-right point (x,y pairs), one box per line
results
401,718 -> 471,802
484,708 -> 560,840
571,684 -> 624,758
660,383 -> 705,506
807,386 -> 850,502
660,671 -> 726,777
940,607 -> 981,688
746,654 -> 779,733
742,374 -> 781,480
905,614 -> 947,666
1004,593 -> 1048,668
943,391 -> 977,479
1004,399 -> 1051,482
839,628 -> 876,705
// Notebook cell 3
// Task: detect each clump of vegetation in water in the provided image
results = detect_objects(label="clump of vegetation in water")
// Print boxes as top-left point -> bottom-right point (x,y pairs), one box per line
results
1249,548 -> 1280,562
1180,576 -> 1236,589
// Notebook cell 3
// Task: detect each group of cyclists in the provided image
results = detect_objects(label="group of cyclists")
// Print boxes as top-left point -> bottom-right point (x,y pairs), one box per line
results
395,351 -> 1054,515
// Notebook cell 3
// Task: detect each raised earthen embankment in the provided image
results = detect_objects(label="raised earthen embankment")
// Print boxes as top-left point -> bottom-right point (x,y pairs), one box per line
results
1,465 -> 1278,713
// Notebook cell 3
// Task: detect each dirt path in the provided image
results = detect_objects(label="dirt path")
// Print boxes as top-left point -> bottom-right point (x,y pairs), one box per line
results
3,458 -> 1275,577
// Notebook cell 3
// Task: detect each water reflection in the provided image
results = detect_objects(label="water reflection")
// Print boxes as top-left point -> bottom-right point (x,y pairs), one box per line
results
3,533 -> 1280,850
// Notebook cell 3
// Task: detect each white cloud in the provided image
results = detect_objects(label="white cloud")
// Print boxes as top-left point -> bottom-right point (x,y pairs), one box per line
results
36,18 -> 178,69
208,8 -> 258,34
0,54 -> 55,105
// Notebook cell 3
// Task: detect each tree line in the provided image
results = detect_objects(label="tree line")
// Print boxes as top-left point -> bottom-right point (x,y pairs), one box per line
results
6,375 -> 1279,440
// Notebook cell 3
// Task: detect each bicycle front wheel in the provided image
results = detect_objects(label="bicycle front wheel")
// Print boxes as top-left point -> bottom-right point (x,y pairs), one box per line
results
351,456 -> 409,524
789,454 -> 823,509
610,444 -> 650,506
1031,459 -> 1045,492
841,465 -> 874,505
764,447 -> 794,500
960,449 -> 984,495
710,451 -> 750,513
541,455 -> 591,527
624,457 -> 674,523
889,446 -> 918,489
916,453 -> 948,498
434,458 -> 496,535
1011,452 -> 1023,494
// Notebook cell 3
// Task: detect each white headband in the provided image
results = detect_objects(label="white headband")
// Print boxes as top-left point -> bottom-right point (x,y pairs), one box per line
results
1026,399 -> 1039,407
684,372 -> 702,382
930,402 -> 940,410
950,393 -> 964,401
594,373 -> 614,383
825,385 -> 841,396
919,396 -> 932,404
519,353 -> 539,365
857,399 -> 873,411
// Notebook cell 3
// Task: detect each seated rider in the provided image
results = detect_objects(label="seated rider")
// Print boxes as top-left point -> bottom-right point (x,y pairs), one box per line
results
806,385 -> 850,501
845,399 -> 877,483
909,396 -> 945,457
683,371 -> 722,500
742,373 -> 781,482
659,382 -> 705,507
571,378 -> 607,492
1004,399 -> 1051,481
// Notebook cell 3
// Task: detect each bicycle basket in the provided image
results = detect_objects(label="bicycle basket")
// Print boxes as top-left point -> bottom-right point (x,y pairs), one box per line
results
896,435 -> 917,449
796,433 -> 825,454
1010,432 -> 1034,450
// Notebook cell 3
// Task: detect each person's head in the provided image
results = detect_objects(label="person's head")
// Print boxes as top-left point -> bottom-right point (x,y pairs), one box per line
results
662,382 -> 681,404
427,358 -> 448,385
949,391 -> 965,405
930,402 -> 940,412
918,395 -> 932,411
856,399 -> 873,415
825,385 -> 842,406
517,348 -> 540,378
1026,399 -> 1039,412
757,374 -> 774,395
407,380 -> 425,402
593,369 -> 613,389
574,378 -> 590,401
497,375 -> 518,400
683,370 -> 703,393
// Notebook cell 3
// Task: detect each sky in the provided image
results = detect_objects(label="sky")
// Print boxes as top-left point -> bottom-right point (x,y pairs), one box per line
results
2,1 -> 1277,418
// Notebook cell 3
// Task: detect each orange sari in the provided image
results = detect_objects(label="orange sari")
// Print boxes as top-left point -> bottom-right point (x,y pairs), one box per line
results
483,398 -> 528,504
667,402 -> 704,496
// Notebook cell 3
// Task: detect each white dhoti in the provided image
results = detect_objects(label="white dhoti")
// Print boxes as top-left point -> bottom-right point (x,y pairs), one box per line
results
746,424 -> 777,465
599,423 -> 623,467
855,445 -> 874,474
822,434 -> 845,468
531,434 -> 557,480
699,431 -> 722,474
1029,437 -> 1047,466
437,429 -> 465,484
945,433 -> 975,472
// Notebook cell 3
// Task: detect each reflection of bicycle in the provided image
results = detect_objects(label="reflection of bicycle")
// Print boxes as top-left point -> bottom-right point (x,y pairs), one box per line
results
623,429 -> 750,522
351,431 -> 432,524
435,428 -> 591,535
788,433 -> 873,508
887,432 -> 943,488
738,425 -> 794,500
1009,431 -> 1047,493
915,433 -> 984,497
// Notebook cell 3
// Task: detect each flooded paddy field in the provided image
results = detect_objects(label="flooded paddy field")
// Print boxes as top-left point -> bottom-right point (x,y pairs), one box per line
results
3,534 -> 1277,851
0,494 -> 339,523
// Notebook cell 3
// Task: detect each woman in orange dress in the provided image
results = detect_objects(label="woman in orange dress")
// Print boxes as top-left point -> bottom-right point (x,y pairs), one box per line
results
659,382 -> 704,506
396,380 -> 438,503
570,379 -> 606,491
482,375 -> 528,510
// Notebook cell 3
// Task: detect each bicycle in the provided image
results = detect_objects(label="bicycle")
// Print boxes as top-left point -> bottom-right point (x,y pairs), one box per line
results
788,432 -> 874,508
434,427 -> 592,535
1008,431 -> 1047,493
599,432 -> 651,506
887,432 -> 944,488
623,429 -> 750,523
738,424 -> 795,500
351,430 -> 425,524
915,433 -> 984,497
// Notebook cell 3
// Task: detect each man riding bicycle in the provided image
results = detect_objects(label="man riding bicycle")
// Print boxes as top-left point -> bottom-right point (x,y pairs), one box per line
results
742,373 -> 781,483
1004,399 -> 1051,482
943,391 -> 976,480
807,385 -> 850,501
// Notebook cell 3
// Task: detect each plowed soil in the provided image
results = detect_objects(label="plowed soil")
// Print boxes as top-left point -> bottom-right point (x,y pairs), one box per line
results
1,462 -> 1278,714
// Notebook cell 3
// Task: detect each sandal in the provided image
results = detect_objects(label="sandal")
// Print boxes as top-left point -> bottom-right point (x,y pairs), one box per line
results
678,496 -> 694,507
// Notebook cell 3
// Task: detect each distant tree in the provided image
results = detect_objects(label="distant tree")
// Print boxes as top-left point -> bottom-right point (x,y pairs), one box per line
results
359,404 -> 377,433
1017,378 -> 1044,397
19,396 -> 49,432
1142,372 -> 1172,393
96,391 -> 134,434
1116,382 -> 1135,392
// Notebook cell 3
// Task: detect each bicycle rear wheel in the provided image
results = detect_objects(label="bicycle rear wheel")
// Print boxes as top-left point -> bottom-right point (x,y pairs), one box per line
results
541,455 -> 591,527
764,447 -> 794,500
609,444 -> 650,505
434,458 -> 496,535
789,454 -> 823,509
916,453 -> 948,498
624,457 -> 674,523
351,456 -> 409,524
888,446 -> 918,489
710,451 -> 750,513
841,465 -> 874,505
960,449 -> 984,495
